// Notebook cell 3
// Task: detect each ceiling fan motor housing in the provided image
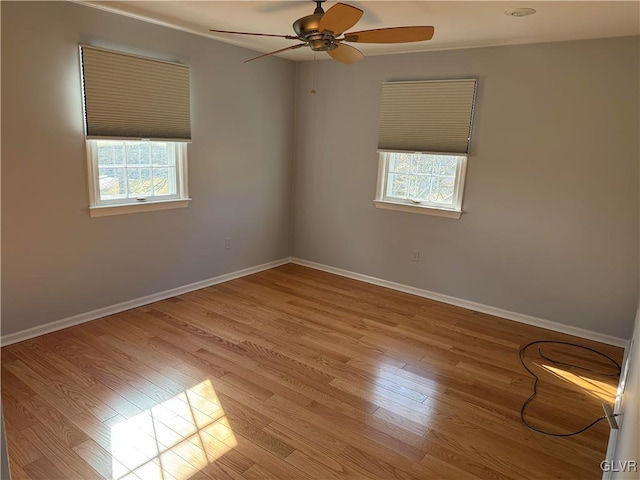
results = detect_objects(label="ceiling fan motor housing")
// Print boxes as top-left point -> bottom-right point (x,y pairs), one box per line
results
293,14 -> 338,51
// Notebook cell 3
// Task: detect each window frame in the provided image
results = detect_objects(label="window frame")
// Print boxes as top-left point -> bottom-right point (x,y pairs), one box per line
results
374,151 -> 467,219
86,139 -> 191,218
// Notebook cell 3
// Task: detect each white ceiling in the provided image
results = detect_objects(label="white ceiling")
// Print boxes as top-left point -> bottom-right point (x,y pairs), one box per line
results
80,1 -> 640,62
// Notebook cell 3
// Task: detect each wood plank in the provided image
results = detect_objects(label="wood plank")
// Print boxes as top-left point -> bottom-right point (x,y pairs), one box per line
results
22,457 -> 67,480
4,359 -> 116,423
21,425 -> 102,479
1,368 -> 37,401
1,390 -> 40,431
6,461 -> 31,480
18,395 -> 89,448
305,400 -> 425,462
3,429 -> 41,468
285,449 -> 366,480
73,438 -> 129,480
1,264 -> 621,480
225,432 -> 313,480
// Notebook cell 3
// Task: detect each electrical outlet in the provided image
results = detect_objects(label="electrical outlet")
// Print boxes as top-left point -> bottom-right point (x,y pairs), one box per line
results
412,250 -> 420,262
602,403 -> 619,430
225,238 -> 232,250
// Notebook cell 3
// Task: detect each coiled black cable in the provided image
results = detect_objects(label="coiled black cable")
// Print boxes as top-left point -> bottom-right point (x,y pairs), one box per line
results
519,340 -> 621,436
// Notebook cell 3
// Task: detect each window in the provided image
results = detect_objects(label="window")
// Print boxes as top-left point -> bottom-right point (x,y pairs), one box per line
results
87,140 -> 188,214
374,79 -> 477,219
376,152 -> 466,218
80,45 -> 191,217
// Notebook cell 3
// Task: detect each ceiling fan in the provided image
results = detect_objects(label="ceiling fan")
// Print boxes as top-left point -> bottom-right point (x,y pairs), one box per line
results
209,1 -> 435,64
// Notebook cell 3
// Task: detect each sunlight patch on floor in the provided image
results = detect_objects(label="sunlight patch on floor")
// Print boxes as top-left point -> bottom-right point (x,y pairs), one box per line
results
540,364 -> 617,402
110,379 -> 236,480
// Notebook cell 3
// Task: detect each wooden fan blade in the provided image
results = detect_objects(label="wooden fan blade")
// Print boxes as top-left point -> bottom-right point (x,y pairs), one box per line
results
319,2 -> 363,35
344,26 -> 434,43
327,43 -> 364,64
244,44 -> 306,63
209,29 -> 298,40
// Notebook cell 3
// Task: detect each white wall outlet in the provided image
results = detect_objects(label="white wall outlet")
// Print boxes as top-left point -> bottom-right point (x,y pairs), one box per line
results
602,403 -> 619,430
225,238 -> 232,250
412,250 -> 420,262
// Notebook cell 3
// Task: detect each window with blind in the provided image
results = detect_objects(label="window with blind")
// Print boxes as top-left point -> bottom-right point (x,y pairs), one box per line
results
374,79 -> 477,219
80,45 -> 192,217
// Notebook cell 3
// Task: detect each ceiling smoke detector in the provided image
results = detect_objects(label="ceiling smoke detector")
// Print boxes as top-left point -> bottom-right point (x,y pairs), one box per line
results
505,7 -> 537,17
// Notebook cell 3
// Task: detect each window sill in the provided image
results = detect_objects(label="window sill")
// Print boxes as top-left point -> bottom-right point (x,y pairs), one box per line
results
89,198 -> 191,217
373,200 -> 462,219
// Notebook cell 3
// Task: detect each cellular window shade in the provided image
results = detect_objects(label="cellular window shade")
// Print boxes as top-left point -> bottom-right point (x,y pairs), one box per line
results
378,79 -> 477,154
80,46 -> 191,141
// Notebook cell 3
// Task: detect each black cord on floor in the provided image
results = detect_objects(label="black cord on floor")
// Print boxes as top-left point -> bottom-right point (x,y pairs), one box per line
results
519,340 -> 621,436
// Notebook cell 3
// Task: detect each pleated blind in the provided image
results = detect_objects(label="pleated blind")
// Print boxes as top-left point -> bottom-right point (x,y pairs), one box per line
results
378,79 -> 477,154
80,46 -> 191,141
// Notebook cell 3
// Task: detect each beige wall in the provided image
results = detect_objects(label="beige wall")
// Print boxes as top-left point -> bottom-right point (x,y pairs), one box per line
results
293,37 -> 640,339
1,1 -> 295,335
1,2 -> 638,343
607,55 -> 640,473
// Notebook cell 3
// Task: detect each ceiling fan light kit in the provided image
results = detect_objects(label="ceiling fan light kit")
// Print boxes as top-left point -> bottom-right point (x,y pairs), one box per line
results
209,0 -> 435,64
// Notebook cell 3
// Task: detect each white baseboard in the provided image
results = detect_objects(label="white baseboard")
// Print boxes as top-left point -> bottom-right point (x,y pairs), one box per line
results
1,258 -> 291,346
2,256 -> 627,348
291,257 -> 627,348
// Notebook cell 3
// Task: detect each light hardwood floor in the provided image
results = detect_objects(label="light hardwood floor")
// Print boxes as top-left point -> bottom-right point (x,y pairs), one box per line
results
1,264 -> 623,479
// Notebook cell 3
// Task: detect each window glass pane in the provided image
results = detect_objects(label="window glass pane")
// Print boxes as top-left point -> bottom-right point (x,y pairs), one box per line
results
389,154 -> 411,173
152,167 -> 175,196
431,176 -> 455,204
408,175 -> 432,200
412,155 -> 434,174
439,156 -> 457,176
388,173 -> 409,198
99,168 -> 126,199
151,143 -> 170,166
128,168 -> 152,196
97,142 -> 125,166
125,143 -> 149,166
97,144 -> 114,166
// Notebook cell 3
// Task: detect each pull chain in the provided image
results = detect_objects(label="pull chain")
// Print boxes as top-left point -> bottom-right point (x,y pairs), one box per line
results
310,52 -> 318,94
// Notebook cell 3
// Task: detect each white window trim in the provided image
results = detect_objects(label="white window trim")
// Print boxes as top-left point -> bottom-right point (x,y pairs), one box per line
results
374,151 -> 467,219
86,140 -> 191,217
373,200 -> 462,219
89,199 -> 191,218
